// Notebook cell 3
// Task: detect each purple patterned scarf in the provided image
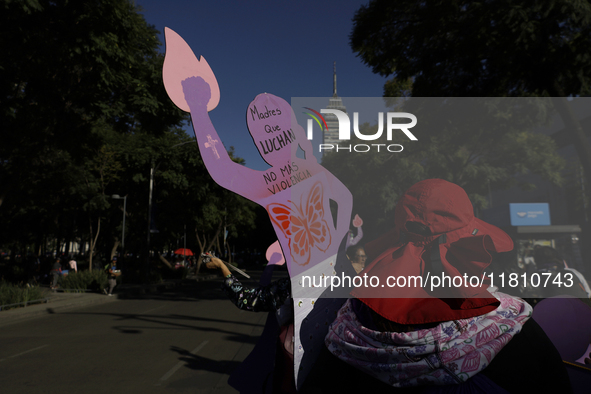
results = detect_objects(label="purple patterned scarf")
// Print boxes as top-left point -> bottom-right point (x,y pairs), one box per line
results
325,291 -> 532,387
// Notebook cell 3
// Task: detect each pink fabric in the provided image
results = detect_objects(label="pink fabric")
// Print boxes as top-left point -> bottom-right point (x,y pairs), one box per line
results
325,291 -> 532,387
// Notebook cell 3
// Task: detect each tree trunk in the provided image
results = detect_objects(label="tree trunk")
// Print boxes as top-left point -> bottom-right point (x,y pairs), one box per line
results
158,253 -> 174,269
41,234 -> 46,259
216,234 -> 222,258
194,222 -> 223,274
110,240 -> 120,261
225,241 -> 232,264
88,217 -> 101,272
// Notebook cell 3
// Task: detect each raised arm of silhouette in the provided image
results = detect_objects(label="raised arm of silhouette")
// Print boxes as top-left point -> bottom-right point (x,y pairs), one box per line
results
180,76 -> 263,198
162,28 -> 352,279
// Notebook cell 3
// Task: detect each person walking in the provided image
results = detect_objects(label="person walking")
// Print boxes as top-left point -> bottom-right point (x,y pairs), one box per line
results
50,258 -> 62,290
104,259 -> 120,296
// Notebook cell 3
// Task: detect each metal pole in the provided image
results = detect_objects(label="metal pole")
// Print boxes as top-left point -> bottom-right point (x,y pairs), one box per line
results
122,196 -> 127,248
111,194 -> 127,253
183,224 -> 186,265
146,142 -> 193,276
147,163 -> 154,280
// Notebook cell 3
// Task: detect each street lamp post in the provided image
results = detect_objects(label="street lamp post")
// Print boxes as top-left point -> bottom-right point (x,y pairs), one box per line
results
146,140 -> 195,278
146,162 -> 157,281
111,194 -> 127,248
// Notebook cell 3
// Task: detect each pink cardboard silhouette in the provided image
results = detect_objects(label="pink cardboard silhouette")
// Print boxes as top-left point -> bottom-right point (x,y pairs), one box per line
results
345,214 -> 364,250
162,28 -> 353,389
266,240 -> 285,266
162,28 -> 220,112
352,214 -> 363,228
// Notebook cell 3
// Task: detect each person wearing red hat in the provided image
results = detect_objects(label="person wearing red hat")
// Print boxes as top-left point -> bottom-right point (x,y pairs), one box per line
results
351,178 -> 513,323
311,179 -> 572,393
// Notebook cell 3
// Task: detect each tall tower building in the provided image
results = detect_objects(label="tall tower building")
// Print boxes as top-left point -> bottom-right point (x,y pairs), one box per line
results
323,62 -> 347,145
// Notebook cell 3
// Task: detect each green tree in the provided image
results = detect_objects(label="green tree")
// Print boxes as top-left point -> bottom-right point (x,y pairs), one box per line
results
81,137 -> 123,271
350,0 -> 591,193
322,98 -> 565,238
0,0 -> 260,279
0,0 -> 186,268
118,137 -> 258,274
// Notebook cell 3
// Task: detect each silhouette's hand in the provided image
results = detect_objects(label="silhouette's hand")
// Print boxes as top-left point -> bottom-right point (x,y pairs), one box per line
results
352,214 -> 363,228
182,77 -> 211,110
205,255 -> 223,270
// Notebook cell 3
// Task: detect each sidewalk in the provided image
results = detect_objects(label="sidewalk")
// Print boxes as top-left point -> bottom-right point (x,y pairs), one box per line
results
0,272 -> 219,326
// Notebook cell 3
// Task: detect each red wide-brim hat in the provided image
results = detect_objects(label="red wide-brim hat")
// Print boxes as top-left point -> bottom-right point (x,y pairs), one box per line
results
351,179 -> 514,325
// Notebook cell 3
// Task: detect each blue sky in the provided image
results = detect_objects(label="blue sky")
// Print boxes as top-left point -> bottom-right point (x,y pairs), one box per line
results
136,0 -> 388,170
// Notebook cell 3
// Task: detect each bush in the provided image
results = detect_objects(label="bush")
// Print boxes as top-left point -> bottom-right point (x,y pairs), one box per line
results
0,282 -> 45,310
60,270 -> 108,292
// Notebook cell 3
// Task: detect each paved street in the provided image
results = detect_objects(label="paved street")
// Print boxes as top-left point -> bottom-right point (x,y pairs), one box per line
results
0,271 -> 283,393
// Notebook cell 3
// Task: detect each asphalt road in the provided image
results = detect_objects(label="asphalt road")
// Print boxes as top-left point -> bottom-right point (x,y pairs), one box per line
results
0,271 -> 282,394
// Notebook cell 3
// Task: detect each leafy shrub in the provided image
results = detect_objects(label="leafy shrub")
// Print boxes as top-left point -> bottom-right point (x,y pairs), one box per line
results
60,270 -> 108,292
0,282 -> 45,310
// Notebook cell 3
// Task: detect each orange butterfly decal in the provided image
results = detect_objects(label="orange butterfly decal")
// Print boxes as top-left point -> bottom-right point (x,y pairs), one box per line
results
267,182 -> 332,266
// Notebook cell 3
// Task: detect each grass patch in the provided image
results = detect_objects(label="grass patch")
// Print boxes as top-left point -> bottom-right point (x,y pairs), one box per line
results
0,282 -> 45,310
